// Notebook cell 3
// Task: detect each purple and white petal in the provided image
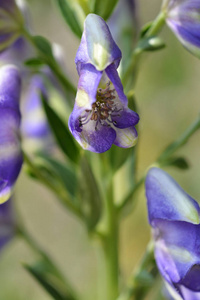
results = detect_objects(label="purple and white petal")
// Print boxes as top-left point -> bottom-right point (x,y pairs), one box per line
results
75,14 -> 122,72
114,126 -> 138,148
145,167 -> 200,225
166,0 -> 200,58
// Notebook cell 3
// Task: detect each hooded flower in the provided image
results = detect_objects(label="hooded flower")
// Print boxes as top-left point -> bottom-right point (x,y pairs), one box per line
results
0,65 -> 23,203
164,0 -> 200,58
69,14 -> 139,153
0,0 -> 24,53
0,197 -> 16,251
145,167 -> 200,300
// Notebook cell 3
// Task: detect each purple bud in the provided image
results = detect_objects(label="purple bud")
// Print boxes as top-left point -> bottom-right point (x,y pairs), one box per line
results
165,0 -> 200,58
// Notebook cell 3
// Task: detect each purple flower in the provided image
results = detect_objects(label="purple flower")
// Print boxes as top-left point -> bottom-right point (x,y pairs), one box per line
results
0,0 -> 24,53
21,75 -> 53,152
165,0 -> 200,58
108,0 -> 138,53
0,65 -> 23,203
145,167 -> 200,300
69,14 -> 139,153
0,198 -> 16,251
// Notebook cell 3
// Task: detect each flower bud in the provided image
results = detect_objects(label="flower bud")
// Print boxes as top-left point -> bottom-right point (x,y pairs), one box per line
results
145,167 -> 200,299
165,0 -> 200,58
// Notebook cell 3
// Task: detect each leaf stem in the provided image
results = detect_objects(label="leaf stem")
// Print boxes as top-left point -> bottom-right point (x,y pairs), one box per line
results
22,29 -> 76,98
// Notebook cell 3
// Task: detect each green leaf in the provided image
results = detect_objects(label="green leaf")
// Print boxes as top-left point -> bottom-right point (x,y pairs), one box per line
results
90,0 -> 119,20
57,0 -> 83,38
35,154 -> 77,197
138,36 -> 165,52
41,94 -> 80,164
161,157 -> 190,170
78,156 -> 102,230
24,57 -> 44,67
140,21 -> 153,37
33,36 -> 53,58
24,260 -> 78,300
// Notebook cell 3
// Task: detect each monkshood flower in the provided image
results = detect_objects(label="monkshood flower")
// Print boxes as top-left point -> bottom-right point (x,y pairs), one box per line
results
164,0 -> 200,58
0,65 -> 23,203
0,0 -> 24,53
0,198 -> 16,251
69,14 -> 139,153
145,167 -> 200,300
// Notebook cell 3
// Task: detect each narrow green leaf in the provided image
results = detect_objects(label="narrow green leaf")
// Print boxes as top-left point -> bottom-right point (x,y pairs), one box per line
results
35,154 -> 77,197
24,57 -> 44,67
57,0 -> 83,38
33,36 -> 53,58
24,261 -> 77,300
41,94 -> 80,164
78,156 -> 102,230
90,0 -> 119,20
161,156 -> 190,170
140,22 -> 153,37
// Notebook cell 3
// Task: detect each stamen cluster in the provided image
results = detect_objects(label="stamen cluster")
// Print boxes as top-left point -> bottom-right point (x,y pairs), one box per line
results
79,82 -> 122,131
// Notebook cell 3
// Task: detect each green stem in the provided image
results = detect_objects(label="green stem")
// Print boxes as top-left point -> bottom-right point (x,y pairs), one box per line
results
117,241 -> 156,300
157,115 -> 200,164
100,182 -> 119,300
122,10 -> 166,88
23,151 -> 82,219
117,176 -> 145,212
22,29 -> 76,98
119,114 -> 200,214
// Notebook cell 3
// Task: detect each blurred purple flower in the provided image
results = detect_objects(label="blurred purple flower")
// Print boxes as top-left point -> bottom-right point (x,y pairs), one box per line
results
0,0 -> 24,53
0,198 -> 16,251
108,0 -> 138,63
69,14 -> 139,153
21,75 -> 53,151
165,0 -> 200,58
145,167 -> 200,300
0,65 -> 23,203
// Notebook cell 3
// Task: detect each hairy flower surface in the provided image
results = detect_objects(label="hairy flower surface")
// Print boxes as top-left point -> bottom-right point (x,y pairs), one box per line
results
165,0 -> 200,58
0,65 -> 23,203
145,167 -> 200,299
69,14 -> 139,153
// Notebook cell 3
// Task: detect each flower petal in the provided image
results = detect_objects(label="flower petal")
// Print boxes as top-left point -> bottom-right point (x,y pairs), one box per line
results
75,14 -> 121,72
112,109 -> 139,129
114,126 -> 138,148
154,220 -> 200,292
105,63 -> 128,105
166,0 -> 200,58
0,65 -> 22,203
145,167 -> 200,225
69,113 -> 116,153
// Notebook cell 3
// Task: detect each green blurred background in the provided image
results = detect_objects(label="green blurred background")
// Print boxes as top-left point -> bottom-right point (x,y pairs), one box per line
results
0,0 -> 200,299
